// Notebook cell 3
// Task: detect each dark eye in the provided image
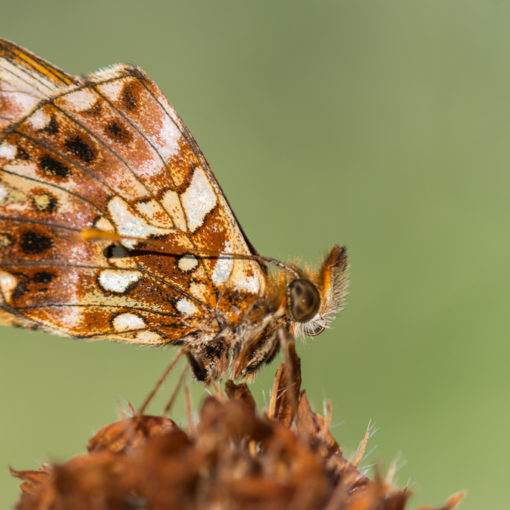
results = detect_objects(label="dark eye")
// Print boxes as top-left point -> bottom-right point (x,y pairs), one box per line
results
288,279 -> 320,322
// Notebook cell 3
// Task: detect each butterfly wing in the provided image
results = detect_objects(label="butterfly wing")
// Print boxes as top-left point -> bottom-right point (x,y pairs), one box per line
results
0,39 -> 75,129
0,39 -> 267,345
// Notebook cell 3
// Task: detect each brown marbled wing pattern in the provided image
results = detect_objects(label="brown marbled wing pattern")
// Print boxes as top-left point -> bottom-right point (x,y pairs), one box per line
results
0,39 -> 268,346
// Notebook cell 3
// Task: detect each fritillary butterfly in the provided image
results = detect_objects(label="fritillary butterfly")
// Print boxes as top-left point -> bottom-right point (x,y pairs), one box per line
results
0,39 -> 348,381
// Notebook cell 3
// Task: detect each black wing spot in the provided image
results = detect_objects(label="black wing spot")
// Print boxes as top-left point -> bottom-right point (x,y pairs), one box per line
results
105,121 -> 132,144
16,145 -> 30,161
120,82 -> 138,111
39,155 -> 70,178
20,231 -> 53,254
32,271 -> 55,284
11,280 -> 28,302
103,244 -> 129,259
65,135 -> 95,163
39,116 -> 59,136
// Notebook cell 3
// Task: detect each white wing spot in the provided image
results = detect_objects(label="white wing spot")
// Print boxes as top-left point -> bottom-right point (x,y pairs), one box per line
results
98,269 -> 142,293
0,271 -> 17,302
176,298 -> 199,316
59,307 -> 83,329
98,79 -> 125,101
181,168 -> 217,232
0,142 -> 17,161
148,115 -> 181,161
136,330 -> 161,343
29,110 -> 51,130
113,313 -> 146,332
135,199 -> 173,228
61,88 -> 97,112
178,254 -> 198,272
107,196 -> 173,248
138,155 -> 165,179
93,216 -> 115,232
161,189 -> 187,231
189,282 -> 208,300
234,274 -> 260,294
7,91 -> 39,116
212,241 -> 233,285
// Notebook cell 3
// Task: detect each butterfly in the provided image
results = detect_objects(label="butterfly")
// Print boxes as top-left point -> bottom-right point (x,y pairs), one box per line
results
0,39 -> 348,381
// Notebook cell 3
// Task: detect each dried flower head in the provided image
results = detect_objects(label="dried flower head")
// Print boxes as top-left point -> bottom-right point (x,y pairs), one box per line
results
11,343 -> 464,510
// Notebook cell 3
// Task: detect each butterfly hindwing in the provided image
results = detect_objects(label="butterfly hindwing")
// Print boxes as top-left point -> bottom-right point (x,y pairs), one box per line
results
0,40 -> 267,345
0,39 -> 75,130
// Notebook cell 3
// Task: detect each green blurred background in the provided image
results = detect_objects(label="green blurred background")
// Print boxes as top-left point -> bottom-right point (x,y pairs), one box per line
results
0,1 -> 508,508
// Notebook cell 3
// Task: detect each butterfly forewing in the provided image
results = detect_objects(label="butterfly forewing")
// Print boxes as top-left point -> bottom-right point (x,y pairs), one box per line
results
0,39 -> 267,345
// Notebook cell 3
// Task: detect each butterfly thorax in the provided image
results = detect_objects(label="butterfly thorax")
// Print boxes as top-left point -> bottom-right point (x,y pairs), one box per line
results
184,245 -> 350,382
185,271 -> 289,381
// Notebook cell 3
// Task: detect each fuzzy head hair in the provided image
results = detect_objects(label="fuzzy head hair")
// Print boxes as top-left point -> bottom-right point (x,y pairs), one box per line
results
290,245 -> 348,338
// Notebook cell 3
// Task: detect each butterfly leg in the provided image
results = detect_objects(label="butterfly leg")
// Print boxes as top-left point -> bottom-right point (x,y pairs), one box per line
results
230,326 -> 282,380
185,333 -> 231,382
185,349 -> 209,382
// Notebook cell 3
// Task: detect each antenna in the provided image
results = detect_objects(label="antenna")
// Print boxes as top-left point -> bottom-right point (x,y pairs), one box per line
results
80,228 -> 300,278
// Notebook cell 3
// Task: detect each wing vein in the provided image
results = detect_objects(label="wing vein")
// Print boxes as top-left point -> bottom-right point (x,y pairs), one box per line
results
0,166 -> 105,215
135,73 -> 264,268
12,129 -> 119,197
92,84 -> 177,188
0,214 -> 80,231
51,102 -> 156,200
15,303 -> 179,318
3,46 -> 71,88
1,62 -> 48,97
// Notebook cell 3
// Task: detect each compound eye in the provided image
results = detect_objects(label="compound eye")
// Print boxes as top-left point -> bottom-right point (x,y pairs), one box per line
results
288,279 -> 320,323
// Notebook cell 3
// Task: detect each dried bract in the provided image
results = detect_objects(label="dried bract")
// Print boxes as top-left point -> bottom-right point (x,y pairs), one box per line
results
12,349 -> 464,510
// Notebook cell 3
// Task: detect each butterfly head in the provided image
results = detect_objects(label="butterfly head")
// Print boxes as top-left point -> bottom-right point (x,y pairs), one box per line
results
288,245 -> 348,337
